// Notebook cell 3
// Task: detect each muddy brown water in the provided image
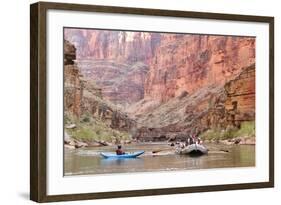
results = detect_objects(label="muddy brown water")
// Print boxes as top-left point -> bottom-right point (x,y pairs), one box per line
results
64,142 -> 255,176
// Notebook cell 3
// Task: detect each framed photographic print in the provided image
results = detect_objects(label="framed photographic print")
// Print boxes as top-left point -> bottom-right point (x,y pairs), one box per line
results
30,1 -> 274,202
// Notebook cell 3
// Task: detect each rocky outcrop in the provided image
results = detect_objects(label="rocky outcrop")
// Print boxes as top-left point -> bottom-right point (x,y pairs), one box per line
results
64,40 -> 83,117
144,35 -> 255,102
224,64 -> 255,122
200,64 -> 255,130
64,40 -> 76,65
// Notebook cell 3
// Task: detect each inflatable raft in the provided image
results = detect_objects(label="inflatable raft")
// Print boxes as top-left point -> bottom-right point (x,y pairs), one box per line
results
175,144 -> 208,155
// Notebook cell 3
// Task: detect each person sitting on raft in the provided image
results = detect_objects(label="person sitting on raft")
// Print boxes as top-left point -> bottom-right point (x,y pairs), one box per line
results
116,145 -> 125,155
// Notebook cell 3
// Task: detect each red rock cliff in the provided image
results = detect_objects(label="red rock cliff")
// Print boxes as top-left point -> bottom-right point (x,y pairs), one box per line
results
64,29 -> 161,104
64,29 -> 161,63
144,34 -> 255,102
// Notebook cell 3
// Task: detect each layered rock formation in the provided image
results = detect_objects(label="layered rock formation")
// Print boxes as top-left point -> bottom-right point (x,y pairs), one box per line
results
224,64 -> 255,122
64,28 -> 160,104
134,64 -> 255,141
81,84 -> 136,131
144,35 -> 255,102
78,60 -> 148,105
64,40 -> 135,131
64,28 -> 161,62
133,85 -> 225,141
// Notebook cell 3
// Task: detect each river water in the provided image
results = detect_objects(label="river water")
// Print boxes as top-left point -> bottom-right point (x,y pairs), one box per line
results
64,143 -> 255,176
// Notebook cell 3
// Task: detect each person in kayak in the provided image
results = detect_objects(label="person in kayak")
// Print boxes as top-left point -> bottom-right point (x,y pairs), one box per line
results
116,145 -> 125,155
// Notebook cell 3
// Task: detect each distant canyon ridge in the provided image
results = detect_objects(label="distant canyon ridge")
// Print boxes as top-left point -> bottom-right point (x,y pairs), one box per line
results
64,28 -> 255,142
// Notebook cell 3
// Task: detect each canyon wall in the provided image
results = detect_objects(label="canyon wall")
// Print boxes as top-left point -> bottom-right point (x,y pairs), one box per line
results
65,29 -> 255,107
64,29 -> 161,104
200,64 -> 255,129
64,28 -> 161,63
64,30 -> 256,141
64,40 -> 135,131
134,64 -> 255,141
78,60 -> 149,105
224,64 -> 255,122
144,34 -> 255,102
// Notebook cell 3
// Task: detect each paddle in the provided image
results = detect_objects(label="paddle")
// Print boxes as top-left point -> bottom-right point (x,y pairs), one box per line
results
152,148 -> 174,154
207,149 -> 230,154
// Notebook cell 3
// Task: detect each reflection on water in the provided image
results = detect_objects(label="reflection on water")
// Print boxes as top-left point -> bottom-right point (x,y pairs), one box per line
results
64,143 -> 255,176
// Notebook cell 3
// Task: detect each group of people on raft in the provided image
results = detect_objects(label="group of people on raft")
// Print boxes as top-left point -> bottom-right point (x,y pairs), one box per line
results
172,134 -> 202,149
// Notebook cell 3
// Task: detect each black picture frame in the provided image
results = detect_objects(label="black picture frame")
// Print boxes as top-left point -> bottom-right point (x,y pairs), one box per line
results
30,1 -> 274,202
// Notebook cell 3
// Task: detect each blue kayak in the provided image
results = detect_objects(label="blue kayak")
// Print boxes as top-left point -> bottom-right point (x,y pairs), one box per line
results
100,151 -> 145,159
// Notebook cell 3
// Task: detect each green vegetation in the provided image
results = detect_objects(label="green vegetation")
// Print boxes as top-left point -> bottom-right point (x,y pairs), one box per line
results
235,121 -> 255,137
65,112 -> 131,143
72,126 -> 94,140
200,121 -> 255,141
